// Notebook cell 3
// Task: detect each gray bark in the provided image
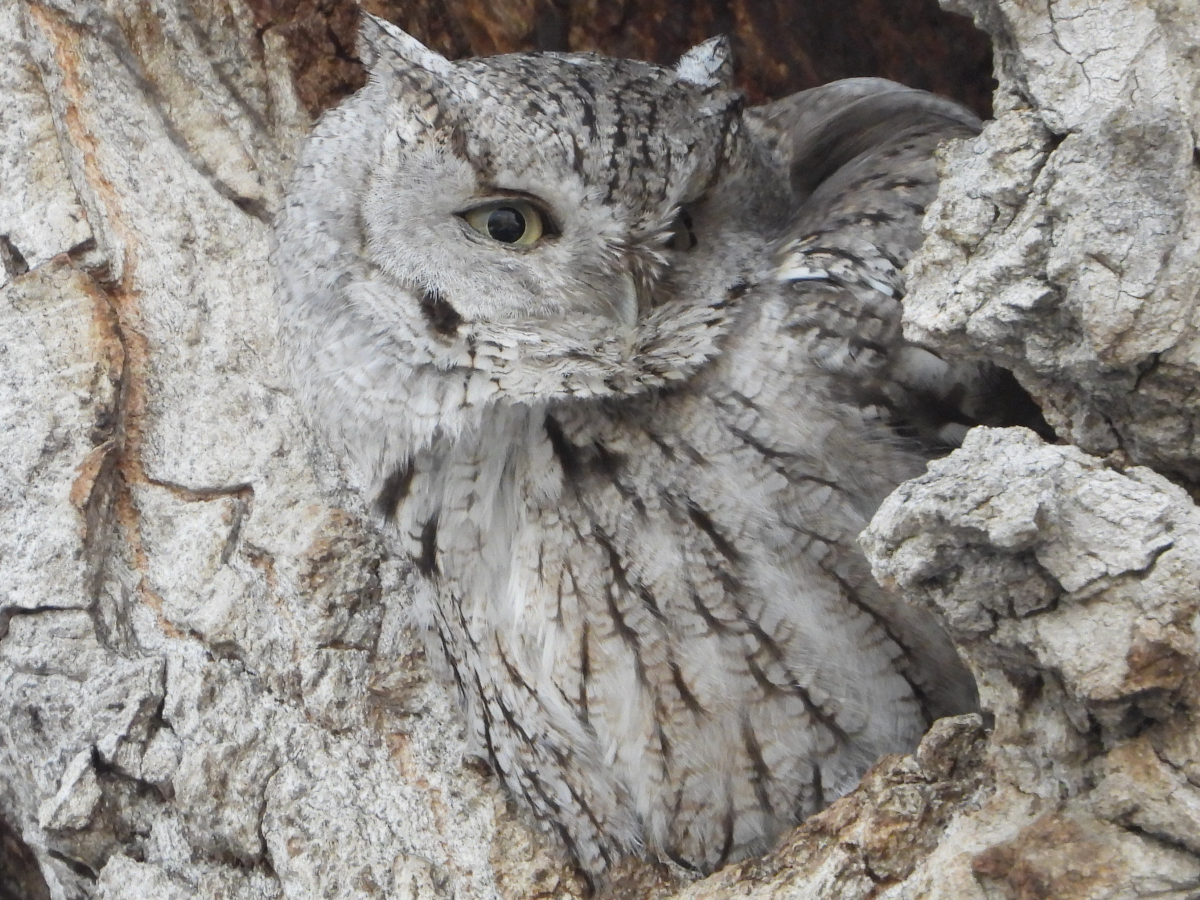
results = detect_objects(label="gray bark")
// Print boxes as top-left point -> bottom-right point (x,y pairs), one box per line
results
2,0 -> 1197,898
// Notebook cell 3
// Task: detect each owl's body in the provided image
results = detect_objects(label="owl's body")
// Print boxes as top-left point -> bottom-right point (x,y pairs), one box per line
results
274,16 -> 1001,873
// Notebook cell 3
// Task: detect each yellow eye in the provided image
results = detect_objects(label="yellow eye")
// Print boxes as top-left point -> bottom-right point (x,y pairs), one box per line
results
463,200 -> 547,246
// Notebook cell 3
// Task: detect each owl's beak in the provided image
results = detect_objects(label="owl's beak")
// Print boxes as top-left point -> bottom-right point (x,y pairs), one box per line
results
611,271 -> 640,328
583,260 -> 647,329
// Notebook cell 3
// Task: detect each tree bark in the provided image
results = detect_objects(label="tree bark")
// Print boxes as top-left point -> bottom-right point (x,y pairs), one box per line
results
2,1 -> 1196,899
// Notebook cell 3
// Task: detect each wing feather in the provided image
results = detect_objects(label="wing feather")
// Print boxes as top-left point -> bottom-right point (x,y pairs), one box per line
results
749,79 -> 1050,450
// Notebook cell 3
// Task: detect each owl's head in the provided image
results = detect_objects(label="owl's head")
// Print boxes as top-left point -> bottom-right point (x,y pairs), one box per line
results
353,15 -> 784,337
275,15 -> 789,478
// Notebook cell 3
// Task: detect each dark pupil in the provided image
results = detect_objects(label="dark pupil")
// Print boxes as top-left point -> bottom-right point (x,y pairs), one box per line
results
487,207 -> 526,243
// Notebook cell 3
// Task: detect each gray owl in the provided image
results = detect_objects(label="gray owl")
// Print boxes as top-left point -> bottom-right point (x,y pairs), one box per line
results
274,13 -> 1033,876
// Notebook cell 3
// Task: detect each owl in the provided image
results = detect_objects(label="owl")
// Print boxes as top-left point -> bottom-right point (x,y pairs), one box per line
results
273,13 -> 1033,876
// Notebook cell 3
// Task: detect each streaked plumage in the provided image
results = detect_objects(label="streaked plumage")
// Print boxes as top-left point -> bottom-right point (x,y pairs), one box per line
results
273,15 -> 1033,875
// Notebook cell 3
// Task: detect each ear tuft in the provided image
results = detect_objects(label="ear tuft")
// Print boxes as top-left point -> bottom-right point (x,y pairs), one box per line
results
357,12 -> 454,77
674,36 -> 734,90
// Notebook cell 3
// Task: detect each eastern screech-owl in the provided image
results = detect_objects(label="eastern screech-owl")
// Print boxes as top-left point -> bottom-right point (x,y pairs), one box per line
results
274,13 -> 1024,875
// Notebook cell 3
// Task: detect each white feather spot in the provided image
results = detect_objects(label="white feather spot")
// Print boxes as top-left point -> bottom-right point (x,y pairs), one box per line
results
775,264 -> 831,283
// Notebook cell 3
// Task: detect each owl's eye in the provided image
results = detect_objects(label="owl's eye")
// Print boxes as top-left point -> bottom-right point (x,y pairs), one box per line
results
462,200 -> 548,246
669,207 -> 698,252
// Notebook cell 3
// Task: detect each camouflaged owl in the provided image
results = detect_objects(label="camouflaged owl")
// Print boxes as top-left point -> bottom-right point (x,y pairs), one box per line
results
273,13 -> 1033,875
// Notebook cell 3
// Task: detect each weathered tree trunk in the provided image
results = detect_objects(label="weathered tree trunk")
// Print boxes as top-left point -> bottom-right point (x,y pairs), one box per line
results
2,1 -> 1196,899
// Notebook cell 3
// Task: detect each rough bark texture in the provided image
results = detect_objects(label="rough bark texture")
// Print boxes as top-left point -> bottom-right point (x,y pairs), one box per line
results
1,1 -> 1196,899
905,0 -> 1200,488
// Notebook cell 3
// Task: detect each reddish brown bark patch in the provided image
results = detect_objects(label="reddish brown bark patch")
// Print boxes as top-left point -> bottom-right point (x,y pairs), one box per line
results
247,0 -> 993,119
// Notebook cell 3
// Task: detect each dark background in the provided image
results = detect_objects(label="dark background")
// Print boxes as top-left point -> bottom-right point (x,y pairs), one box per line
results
248,0 -> 995,119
